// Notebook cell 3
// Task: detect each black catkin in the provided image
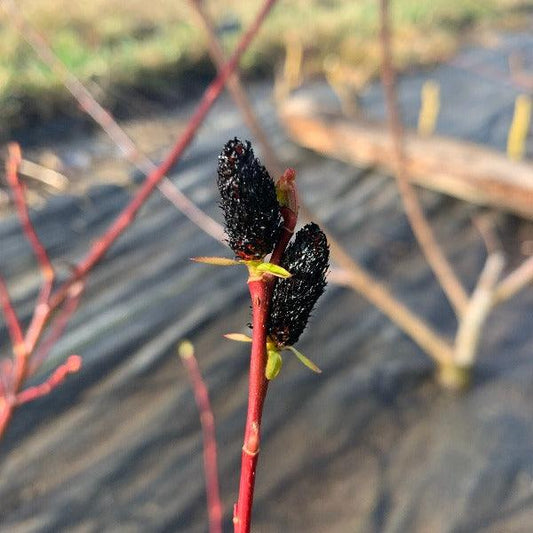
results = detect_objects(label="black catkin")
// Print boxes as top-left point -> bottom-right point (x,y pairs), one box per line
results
268,223 -> 329,347
217,138 -> 282,260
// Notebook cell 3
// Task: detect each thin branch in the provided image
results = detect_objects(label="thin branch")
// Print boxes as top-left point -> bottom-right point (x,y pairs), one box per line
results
379,0 -> 468,317
28,280 -> 85,377
0,276 -> 26,365
2,0 -> 224,245
5,143 -> 55,351
472,214 -> 502,256
234,279 -> 269,533
179,341 -> 222,533
15,355 -> 82,406
0,275 -> 27,435
492,254 -> 533,306
454,253 -> 505,367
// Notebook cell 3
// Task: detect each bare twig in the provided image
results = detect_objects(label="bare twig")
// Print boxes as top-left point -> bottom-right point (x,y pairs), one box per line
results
15,355 -> 82,406
179,341 -> 222,533
472,215 -> 502,256
0,275 -> 27,434
0,276 -> 26,366
6,144 -> 55,351
28,281 -> 85,376
379,0 -> 469,317
455,253 -> 505,367
493,254 -> 533,305
234,279 -> 270,533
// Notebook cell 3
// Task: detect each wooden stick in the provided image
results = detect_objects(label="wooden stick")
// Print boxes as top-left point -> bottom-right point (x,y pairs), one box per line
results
279,97 -> 533,220
19,158 -> 69,191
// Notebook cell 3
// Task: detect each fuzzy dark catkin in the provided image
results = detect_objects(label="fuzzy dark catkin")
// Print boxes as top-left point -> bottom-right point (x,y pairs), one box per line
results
217,138 -> 282,260
268,223 -> 329,347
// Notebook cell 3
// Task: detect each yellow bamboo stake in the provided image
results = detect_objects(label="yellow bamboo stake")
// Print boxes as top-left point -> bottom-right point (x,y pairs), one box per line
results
507,94 -> 531,161
417,80 -> 440,136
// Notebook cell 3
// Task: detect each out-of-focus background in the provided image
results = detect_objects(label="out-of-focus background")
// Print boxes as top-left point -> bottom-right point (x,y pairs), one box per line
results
1,1 -> 533,531
0,0 -> 528,139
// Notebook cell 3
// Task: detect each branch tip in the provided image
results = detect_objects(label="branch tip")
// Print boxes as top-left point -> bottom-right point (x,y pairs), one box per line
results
178,340 -> 195,360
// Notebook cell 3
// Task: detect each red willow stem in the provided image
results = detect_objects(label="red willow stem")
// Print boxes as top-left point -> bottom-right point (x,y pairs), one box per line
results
234,177 -> 298,532
0,277 -> 25,364
0,276 -> 26,436
28,281 -> 85,377
234,279 -> 270,533
15,355 -> 82,406
180,342 -> 223,533
5,144 -> 55,351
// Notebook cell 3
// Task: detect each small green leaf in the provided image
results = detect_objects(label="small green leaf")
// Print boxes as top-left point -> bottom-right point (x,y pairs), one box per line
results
191,256 -> 240,266
256,262 -> 292,278
287,346 -> 322,373
224,333 -> 252,343
265,349 -> 283,380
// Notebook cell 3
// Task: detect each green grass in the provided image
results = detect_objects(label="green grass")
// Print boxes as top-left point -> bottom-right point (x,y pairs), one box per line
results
0,0 -> 531,134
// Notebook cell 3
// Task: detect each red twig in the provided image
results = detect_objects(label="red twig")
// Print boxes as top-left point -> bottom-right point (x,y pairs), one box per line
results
28,281 -> 85,377
234,279 -> 269,533
5,144 -> 55,351
179,341 -> 222,533
15,355 -> 82,406
234,184 -> 297,532
0,276 -> 26,372
0,276 -> 27,435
